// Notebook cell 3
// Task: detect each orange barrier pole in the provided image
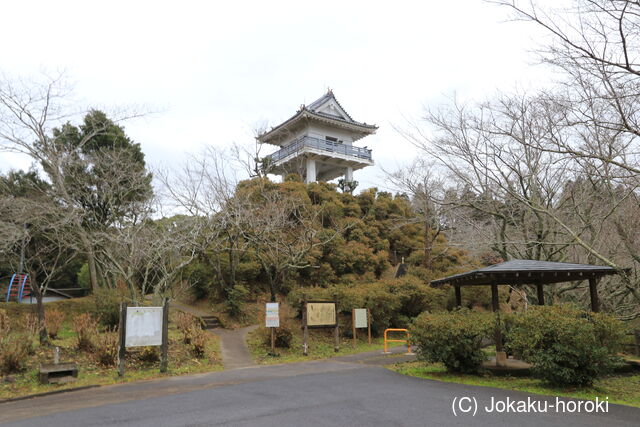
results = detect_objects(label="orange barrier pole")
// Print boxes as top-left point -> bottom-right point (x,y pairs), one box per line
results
383,328 -> 412,354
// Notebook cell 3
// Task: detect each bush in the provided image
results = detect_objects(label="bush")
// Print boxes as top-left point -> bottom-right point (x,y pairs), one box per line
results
73,313 -> 98,351
287,276 -> 448,334
0,335 -> 31,374
46,309 -> 65,339
93,287 -> 122,328
0,309 -> 10,336
257,305 -> 294,350
94,330 -> 119,367
506,305 -> 626,387
23,313 -> 38,353
175,312 -> 198,343
138,346 -> 160,363
77,263 -> 91,289
225,284 -> 249,318
24,313 -> 38,338
269,325 -> 293,349
410,309 -> 493,374
189,326 -> 208,358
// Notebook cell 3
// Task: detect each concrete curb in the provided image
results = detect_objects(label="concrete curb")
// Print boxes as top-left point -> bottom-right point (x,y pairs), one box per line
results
0,384 -> 100,404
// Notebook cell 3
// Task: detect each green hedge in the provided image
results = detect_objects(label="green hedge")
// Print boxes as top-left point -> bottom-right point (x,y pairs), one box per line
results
410,309 -> 493,374
287,276 -> 447,334
506,305 -> 626,386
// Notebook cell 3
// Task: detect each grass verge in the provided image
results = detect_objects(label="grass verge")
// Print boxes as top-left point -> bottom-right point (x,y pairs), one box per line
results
389,361 -> 640,408
247,328 -> 385,364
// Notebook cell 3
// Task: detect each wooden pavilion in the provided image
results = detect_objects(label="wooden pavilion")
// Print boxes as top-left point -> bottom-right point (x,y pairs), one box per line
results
430,259 -> 626,363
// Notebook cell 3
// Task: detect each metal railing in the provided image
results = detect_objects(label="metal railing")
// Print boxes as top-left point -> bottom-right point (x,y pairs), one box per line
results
383,328 -> 415,355
267,136 -> 373,163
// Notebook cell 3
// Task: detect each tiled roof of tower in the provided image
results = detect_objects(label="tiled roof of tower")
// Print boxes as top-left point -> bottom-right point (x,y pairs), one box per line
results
431,259 -> 624,286
306,90 -> 355,121
257,90 -> 377,145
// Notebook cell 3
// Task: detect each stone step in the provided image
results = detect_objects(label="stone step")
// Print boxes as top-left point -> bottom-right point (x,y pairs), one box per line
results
200,316 -> 221,329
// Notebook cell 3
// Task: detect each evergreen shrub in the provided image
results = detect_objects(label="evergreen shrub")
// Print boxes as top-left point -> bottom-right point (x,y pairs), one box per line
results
410,309 -> 493,374
506,305 -> 625,386
93,287 -> 122,328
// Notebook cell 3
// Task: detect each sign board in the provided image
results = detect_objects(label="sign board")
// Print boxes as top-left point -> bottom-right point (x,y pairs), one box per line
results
306,302 -> 336,327
354,308 -> 368,328
265,302 -> 280,328
125,307 -> 163,347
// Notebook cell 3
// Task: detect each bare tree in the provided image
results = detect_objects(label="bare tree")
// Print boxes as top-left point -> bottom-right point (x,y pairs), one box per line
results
160,146 -> 254,297
385,159 -> 447,268
494,0 -> 640,174
0,195 -> 77,344
94,212 -> 201,304
0,72 -> 147,292
401,88 -> 640,318
239,180 -> 344,301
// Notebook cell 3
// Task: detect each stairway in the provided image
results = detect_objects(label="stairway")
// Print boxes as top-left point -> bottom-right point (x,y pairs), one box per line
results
200,315 -> 222,330
5,274 -> 30,303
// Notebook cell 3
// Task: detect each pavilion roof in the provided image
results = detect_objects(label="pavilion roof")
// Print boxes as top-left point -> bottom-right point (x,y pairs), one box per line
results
431,259 -> 623,287
257,90 -> 377,145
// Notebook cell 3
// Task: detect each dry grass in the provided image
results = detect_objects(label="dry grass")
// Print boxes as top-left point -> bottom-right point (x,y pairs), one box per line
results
0,309 -> 10,335
73,313 -> 98,351
1,298 -> 223,400
45,309 -> 65,339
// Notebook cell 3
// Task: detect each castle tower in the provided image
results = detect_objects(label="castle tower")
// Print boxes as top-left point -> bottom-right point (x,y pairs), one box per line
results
257,90 -> 377,184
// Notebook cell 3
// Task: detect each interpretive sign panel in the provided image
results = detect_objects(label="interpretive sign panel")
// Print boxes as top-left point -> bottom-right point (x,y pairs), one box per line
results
266,303 -> 280,328
306,302 -> 336,327
125,307 -> 163,347
354,308 -> 368,328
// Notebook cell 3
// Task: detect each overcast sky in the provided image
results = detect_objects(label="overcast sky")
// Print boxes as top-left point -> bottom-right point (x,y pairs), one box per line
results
0,0 -> 553,191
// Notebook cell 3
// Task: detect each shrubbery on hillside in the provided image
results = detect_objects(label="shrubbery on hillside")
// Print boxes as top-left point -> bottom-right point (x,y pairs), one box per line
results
185,179 -> 473,301
287,276 -> 448,334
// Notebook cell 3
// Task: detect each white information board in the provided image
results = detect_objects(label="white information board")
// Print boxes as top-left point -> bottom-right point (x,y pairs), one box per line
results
125,307 -> 163,347
354,308 -> 368,329
265,303 -> 280,328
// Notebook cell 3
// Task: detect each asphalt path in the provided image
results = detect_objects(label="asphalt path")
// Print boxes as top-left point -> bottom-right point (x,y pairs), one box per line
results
2,353 -> 639,426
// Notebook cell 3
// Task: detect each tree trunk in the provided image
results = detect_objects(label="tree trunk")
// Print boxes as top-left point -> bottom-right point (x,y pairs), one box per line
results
423,219 -> 431,269
79,231 -> 99,292
268,270 -> 277,302
29,274 -> 48,345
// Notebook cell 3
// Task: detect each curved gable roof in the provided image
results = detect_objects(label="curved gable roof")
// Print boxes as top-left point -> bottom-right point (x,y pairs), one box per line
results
257,90 -> 377,145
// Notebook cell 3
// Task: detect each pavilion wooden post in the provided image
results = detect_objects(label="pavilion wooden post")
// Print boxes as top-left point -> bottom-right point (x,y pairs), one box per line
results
454,285 -> 462,307
491,282 -> 503,353
588,277 -> 600,312
536,282 -> 545,306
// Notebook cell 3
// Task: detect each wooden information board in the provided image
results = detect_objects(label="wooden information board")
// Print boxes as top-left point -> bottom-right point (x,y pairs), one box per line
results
306,302 -> 337,327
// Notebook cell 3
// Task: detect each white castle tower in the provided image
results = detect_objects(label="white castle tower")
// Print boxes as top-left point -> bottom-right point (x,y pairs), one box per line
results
258,90 -> 377,184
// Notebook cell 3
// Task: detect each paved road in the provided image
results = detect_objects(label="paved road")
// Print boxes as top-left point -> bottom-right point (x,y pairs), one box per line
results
2,353 -> 639,426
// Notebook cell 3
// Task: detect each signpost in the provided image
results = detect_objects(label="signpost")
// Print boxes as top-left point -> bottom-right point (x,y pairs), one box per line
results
118,298 -> 169,376
265,302 -> 279,354
352,308 -> 371,345
302,296 -> 339,355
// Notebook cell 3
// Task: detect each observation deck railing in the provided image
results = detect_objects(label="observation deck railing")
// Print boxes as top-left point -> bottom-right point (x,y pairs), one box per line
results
267,136 -> 372,163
